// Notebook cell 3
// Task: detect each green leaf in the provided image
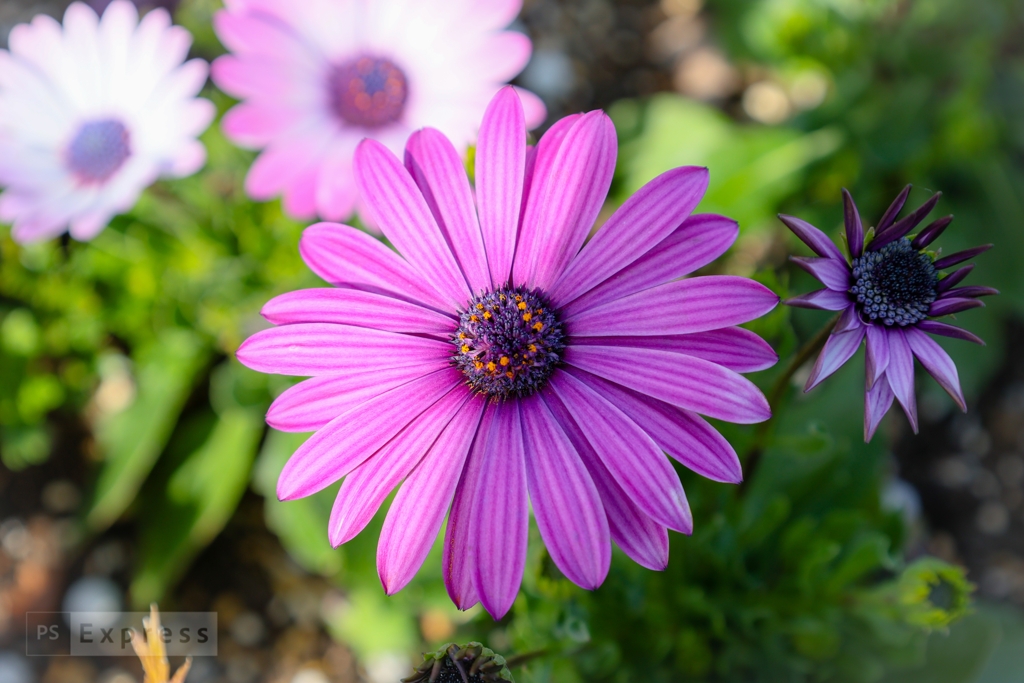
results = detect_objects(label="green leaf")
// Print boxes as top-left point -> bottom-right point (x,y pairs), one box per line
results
130,404 -> 264,606
86,329 -> 208,531
252,428 -> 343,577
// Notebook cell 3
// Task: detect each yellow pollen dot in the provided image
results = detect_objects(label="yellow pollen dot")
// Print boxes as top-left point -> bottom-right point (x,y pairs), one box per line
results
483,311 -> 491,319
470,315 -> 478,322
517,301 -> 527,310
458,332 -> 466,340
486,361 -> 497,372
533,322 -> 544,331
476,303 -> 484,310
515,295 -> 523,302
461,344 -> 470,353
523,312 -> 532,322
500,356 -> 510,366
529,344 -> 537,353
506,371 -> 514,378
537,309 -> 544,314
474,361 -> 484,370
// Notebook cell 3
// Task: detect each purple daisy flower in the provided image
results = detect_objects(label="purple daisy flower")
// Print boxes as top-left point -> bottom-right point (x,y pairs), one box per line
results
237,87 -> 780,619
782,187 -> 997,441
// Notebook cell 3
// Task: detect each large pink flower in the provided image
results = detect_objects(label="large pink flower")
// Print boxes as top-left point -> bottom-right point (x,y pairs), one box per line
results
237,88 -> 779,619
212,0 -> 545,222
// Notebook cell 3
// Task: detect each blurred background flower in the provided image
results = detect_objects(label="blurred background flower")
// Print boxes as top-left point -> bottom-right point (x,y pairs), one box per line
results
0,1 -> 214,242
211,0 -> 545,223
0,0 -> 1022,682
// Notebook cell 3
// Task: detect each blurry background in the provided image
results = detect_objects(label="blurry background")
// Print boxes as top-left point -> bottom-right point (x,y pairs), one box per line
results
1,0 -> 1023,681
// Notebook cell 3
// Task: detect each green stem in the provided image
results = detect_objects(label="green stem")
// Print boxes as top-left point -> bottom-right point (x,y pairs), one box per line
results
740,313 -> 840,489
504,648 -> 549,669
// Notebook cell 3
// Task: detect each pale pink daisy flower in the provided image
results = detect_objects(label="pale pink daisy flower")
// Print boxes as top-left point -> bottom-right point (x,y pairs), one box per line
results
0,1 -> 215,243
211,0 -> 546,222
237,88 -> 780,619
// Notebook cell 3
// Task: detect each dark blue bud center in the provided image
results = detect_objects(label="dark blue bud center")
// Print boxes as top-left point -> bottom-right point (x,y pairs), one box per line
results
850,237 -> 938,326
451,286 -> 566,400
329,55 -> 408,128
66,119 -> 131,183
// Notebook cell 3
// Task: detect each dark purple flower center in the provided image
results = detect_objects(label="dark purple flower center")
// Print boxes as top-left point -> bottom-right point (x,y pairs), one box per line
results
850,237 -> 938,326
66,119 -> 131,183
451,286 -> 566,399
328,55 -> 408,128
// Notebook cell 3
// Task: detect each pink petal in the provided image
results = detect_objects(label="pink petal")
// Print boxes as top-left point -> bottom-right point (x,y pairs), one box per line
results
785,289 -> 851,311
567,276 -> 779,337
570,368 -> 742,484
791,256 -> 851,291
549,371 -> 692,532
566,345 -> 770,423
865,324 -> 889,388
405,128 -> 491,294
354,139 -> 470,307
267,366 -> 444,433
864,374 -> 895,441
329,388 -> 471,546
805,327 -> 865,391
515,87 -> 547,129
443,403 -> 497,610
298,223 -> 447,310
378,396 -> 486,595
551,166 -> 709,307
562,213 -> 739,316
541,389 -> 669,570
519,115 -> 580,221
470,401 -> 529,619
521,394 -> 610,589
904,327 -> 966,411
221,103 -> 301,149
236,323 -> 450,376
514,111 -> 617,289
887,328 -> 918,433
276,369 -> 462,500
575,327 -> 777,375
261,288 -> 455,336
475,87 -> 525,286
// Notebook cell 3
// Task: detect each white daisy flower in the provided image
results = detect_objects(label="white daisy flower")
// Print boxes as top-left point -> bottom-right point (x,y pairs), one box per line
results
0,1 -> 215,243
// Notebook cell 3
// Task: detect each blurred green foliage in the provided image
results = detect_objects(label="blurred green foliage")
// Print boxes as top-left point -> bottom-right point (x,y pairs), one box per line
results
2,0 -> 1023,680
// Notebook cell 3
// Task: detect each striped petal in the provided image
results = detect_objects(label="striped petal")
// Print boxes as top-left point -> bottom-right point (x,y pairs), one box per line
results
805,326 -> 865,391
864,324 -> 889,388
549,371 -> 692,533
378,396 -> 485,595
405,128 -> 490,294
571,368 -> 743,484
786,289 -> 851,311
566,345 -> 771,423
567,276 -> 779,337
864,374 -> 895,441
521,394 -> 610,589
475,87 -> 525,286
791,256 -> 851,292
887,329 -> 918,433
561,213 -> 739,316
542,388 -> 669,570
354,139 -> 470,307
471,401 -> 529,619
574,327 -> 777,374
779,214 -> 845,261
236,323 -> 451,376
550,166 -> 709,307
298,223 -> 446,309
261,288 -> 455,336
328,388 -> 471,546
843,188 -> 864,258
276,370 -> 461,500
514,111 -> 617,289
904,327 -> 966,411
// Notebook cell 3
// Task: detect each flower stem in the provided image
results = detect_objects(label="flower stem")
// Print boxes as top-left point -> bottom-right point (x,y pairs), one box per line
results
741,313 -> 840,489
